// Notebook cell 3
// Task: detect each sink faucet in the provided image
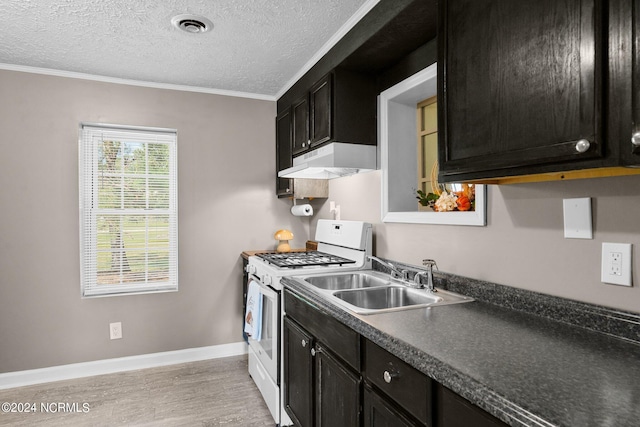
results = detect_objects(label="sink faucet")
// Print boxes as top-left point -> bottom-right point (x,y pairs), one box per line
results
414,259 -> 438,292
367,256 -> 409,281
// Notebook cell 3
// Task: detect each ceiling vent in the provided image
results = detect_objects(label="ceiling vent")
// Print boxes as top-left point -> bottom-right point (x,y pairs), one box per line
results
171,14 -> 213,34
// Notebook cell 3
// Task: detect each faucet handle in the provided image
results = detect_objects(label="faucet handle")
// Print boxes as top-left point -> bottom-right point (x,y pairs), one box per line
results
422,259 -> 438,270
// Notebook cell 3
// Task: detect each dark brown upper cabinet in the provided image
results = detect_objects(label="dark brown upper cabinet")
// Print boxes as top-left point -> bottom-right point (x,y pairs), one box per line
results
276,108 -> 294,197
292,94 -> 310,156
613,0 -> 640,166
283,68 -> 376,159
309,74 -> 333,148
291,73 -> 333,156
438,0 -> 640,184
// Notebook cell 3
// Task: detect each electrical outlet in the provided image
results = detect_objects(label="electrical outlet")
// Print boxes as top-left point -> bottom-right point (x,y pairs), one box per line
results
601,243 -> 632,286
109,322 -> 122,340
610,252 -> 622,276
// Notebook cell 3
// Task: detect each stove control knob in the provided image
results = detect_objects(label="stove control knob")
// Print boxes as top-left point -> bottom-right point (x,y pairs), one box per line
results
245,264 -> 256,275
263,275 -> 272,286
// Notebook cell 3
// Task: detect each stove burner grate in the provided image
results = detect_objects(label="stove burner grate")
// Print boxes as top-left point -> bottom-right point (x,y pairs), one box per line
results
256,251 -> 356,268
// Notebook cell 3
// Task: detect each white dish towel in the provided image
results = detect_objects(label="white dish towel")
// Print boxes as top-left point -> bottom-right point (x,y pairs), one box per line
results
244,280 -> 263,341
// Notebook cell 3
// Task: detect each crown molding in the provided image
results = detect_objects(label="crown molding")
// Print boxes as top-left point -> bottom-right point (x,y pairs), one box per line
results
274,0 -> 380,99
0,63 -> 276,101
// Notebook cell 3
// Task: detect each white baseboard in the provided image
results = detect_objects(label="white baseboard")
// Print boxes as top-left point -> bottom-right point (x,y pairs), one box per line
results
0,341 -> 248,390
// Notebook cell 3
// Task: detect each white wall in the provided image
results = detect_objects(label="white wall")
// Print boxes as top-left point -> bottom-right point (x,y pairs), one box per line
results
388,102 -> 417,211
312,170 -> 640,313
0,70 -> 310,373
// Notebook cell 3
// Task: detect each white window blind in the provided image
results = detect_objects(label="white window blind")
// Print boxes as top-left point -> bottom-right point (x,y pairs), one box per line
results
79,124 -> 178,297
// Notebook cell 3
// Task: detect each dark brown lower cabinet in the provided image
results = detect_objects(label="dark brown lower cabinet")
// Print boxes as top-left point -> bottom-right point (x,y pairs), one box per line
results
365,340 -> 431,425
315,346 -> 360,427
283,316 -> 361,427
284,318 -> 314,427
283,288 -> 510,427
436,385 -> 508,427
364,385 -> 421,427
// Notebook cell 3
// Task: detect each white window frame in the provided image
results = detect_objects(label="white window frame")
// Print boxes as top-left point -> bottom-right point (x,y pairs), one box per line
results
79,123 -> 178,297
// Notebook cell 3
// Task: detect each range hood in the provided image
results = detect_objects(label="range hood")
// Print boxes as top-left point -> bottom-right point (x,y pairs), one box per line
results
278,142 -> 377,179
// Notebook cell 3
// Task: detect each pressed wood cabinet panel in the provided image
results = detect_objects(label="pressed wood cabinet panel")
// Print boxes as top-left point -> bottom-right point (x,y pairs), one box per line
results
315,346 -> 360,427
365,340 -> 431,425
614,0 -> 640,165
276,108 -> 294,197
436,385 -> 508,427
438,0 -> 604,181
309,74 -> 333,149
364,385 -> 421,427
284,317 -> 314,427
292,96 -> 310,156
284,289 -> 362,427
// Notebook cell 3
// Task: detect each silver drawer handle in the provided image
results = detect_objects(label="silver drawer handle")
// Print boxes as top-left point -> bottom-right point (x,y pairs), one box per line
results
575,139 -> 590,153
632,132 -> 640,147
383,370 -> 396,384
311,347 -> 322,357
301,339 -> 307,348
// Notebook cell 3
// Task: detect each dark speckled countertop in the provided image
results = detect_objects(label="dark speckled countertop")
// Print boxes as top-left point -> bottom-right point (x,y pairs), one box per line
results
281,263 -> 640,427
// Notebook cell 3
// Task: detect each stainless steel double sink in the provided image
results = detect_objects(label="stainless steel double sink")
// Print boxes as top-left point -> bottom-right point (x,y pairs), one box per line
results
292,270 -> 473,315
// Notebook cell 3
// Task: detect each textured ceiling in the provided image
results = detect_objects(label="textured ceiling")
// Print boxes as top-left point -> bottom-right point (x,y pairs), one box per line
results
0,0 -> 372,98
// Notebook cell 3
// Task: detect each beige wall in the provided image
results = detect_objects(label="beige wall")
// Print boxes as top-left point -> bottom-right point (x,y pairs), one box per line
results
0,70 -> 310,373
312,170 -> 640,313
3,68 -> 639,374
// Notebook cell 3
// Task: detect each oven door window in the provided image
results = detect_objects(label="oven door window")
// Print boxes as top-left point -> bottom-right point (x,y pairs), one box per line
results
248,280 -> 279,381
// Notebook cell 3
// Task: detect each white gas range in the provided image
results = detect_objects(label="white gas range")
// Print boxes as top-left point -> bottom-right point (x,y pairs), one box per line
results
245,219 -> 373,426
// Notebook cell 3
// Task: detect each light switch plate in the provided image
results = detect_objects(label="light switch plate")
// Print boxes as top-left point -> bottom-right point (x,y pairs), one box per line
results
563,198 -> 592,239
601,243 -> 632,286
109,322 -> 123,340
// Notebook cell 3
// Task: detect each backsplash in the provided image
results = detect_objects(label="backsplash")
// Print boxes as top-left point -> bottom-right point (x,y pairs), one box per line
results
310,170 -> 640,314
370,258 -> 640,345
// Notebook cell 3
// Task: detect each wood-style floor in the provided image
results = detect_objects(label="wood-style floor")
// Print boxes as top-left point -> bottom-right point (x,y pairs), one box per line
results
0,355 -> 275,426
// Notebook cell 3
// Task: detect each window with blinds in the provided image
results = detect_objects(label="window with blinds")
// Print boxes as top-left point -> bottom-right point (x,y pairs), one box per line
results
79,124 -> 178,297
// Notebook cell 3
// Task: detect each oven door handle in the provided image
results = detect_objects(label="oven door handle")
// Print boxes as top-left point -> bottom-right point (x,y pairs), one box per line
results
249,275 -> 278,300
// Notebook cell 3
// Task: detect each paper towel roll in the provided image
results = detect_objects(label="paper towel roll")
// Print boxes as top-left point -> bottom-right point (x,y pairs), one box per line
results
291,204 -> 313,217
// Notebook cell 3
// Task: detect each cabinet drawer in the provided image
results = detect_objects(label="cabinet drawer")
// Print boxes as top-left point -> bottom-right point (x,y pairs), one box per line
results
365,340 -> 431,425
284,289 -> 360,371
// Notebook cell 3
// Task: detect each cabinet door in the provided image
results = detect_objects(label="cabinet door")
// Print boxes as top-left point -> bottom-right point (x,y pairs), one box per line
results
438,0 -> 603,181
631,0 -> 640,163
276,108 -> 294,197
364,386 -> 421,427
436,385 -> 508,427
292,95 -> 309,156
315,345 -> 360,427
310,73 -> 333,148
611,0 -> 640,166
284,318 -> 314,427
